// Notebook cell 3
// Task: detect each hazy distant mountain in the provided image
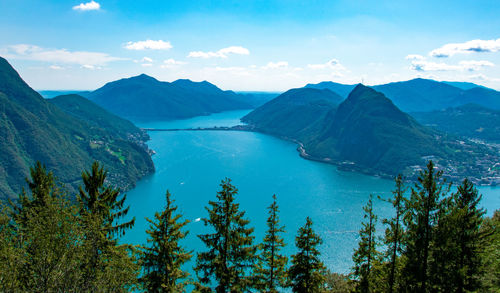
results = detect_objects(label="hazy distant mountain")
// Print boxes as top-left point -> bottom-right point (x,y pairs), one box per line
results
242,88 -> 342,139
371,78 -> 463,112
453,87 -> 500,110
412,103 -> 500,142
305,81 -> 356,98
236,92 -> 280,107
0,57 -> 154,200
306,78 -> 500,112
441,81 -> 486,90
87,74 -> 258,121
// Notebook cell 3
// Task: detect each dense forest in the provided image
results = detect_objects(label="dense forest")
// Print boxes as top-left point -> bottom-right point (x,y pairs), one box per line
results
0,161 -> 498,292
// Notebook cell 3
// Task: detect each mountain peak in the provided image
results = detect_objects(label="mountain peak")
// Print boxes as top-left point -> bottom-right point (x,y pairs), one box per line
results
130,73 -> 158,82
346,84 -> 383,102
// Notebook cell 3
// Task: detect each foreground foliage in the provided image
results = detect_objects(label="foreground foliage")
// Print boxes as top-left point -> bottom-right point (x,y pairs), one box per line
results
0,160 -> 498,292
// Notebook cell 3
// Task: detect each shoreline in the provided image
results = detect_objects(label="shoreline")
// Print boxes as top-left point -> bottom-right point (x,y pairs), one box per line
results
142,125 -> 498,187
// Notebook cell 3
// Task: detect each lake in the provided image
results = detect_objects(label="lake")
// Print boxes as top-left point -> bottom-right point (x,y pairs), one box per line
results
122,110 -> 500,274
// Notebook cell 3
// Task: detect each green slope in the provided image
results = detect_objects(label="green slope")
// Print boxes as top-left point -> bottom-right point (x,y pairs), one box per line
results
412,103 -> 500,142
87,74 -> 257,122
305,84 -> 446,175
0,57 -> 154,200
49,94 -> 149,142
241,88 -> 342,139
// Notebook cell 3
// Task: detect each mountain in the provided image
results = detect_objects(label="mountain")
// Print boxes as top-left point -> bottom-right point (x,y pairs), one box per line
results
412,103 -> 500,142
453,87 -> 500,109
371,78 -> 463,112
0,57 -> 154,200
242,88 -> 343,139
442,81 -> 486,90
304,84 -> 446,174
243,84 -> 499,180
305,81 -> 356,98
236,92 -> 280,107
306,78 -> 500,112
49,94 -> 148,142
86,75 -> 257,122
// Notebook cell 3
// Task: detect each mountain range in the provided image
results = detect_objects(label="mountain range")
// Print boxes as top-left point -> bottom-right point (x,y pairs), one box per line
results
86,74 -> 265,122
243,84 -> 499,180
306,78 -> 500,112
0,57 -> 154,200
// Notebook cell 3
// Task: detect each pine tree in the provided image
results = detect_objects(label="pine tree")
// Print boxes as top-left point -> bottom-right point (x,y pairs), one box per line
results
195,178 -> 257,292
140,190 -> 192,292
431,179 -> 486,292
402,160 -> 448,292
254,194 -> 288,292
11,161 -> 57,222
7,162 -> 83,292
352,194 -> 378,293
77,161 -> 138,291
479,210 -> 500,291
382,175 -> 406,293
0,202 -> 20,291
288,217 -> 325,293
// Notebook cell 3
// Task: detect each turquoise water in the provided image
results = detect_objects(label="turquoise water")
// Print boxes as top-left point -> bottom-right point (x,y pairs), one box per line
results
123,110 -> 500,274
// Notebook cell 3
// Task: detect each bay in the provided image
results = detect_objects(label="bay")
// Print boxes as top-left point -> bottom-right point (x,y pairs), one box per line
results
122,110 -> 500,274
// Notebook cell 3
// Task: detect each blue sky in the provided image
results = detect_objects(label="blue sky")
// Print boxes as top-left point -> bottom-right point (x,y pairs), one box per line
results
1,0 -> 499,91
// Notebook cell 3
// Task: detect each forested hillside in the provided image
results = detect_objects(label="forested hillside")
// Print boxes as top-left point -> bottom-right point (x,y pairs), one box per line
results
0,57 -> 154,199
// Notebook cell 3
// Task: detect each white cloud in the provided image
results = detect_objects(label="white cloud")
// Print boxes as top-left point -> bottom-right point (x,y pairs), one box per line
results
141,63 -> 153,67
458,60 -> 494,71
72,1 -> 100,11
405,54 -> 425,60
163,58 -> 186,65
430,38 -> 500,57
49,65 -> 64,70
188,46 -> 250,58
467,74 -> 500,82
213,66 -> 251,76
81,64 -> 99,70
410,59 -> 494,72
307,58 -> 346,70
262,61 -> 288,69
125,40 -> 172,50
160,58 -> 187,69
3,44 -> 124,66
141,57 -> 153,63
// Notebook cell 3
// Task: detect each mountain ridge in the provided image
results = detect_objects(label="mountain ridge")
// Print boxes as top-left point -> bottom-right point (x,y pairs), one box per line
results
0,57 -> 154,200
87,74 -> 261,122
306,78 -> 500,112
243,83 -> 499,182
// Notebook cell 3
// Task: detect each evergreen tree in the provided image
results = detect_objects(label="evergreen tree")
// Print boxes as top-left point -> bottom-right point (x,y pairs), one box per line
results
402,160 -> 448,292
381,175 -> 406,293
254,194 -> 288,292
0,203 -> 22,291
11,161 -> 57,222
195,178 -> 257,292
77,161 -> 138,291
352,194 -> 379,293
7,162 -> 83,292
140,190 -> 192,292
479,210 -> 500,291
431,179 -> 486,292
288,217 -> 325,293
